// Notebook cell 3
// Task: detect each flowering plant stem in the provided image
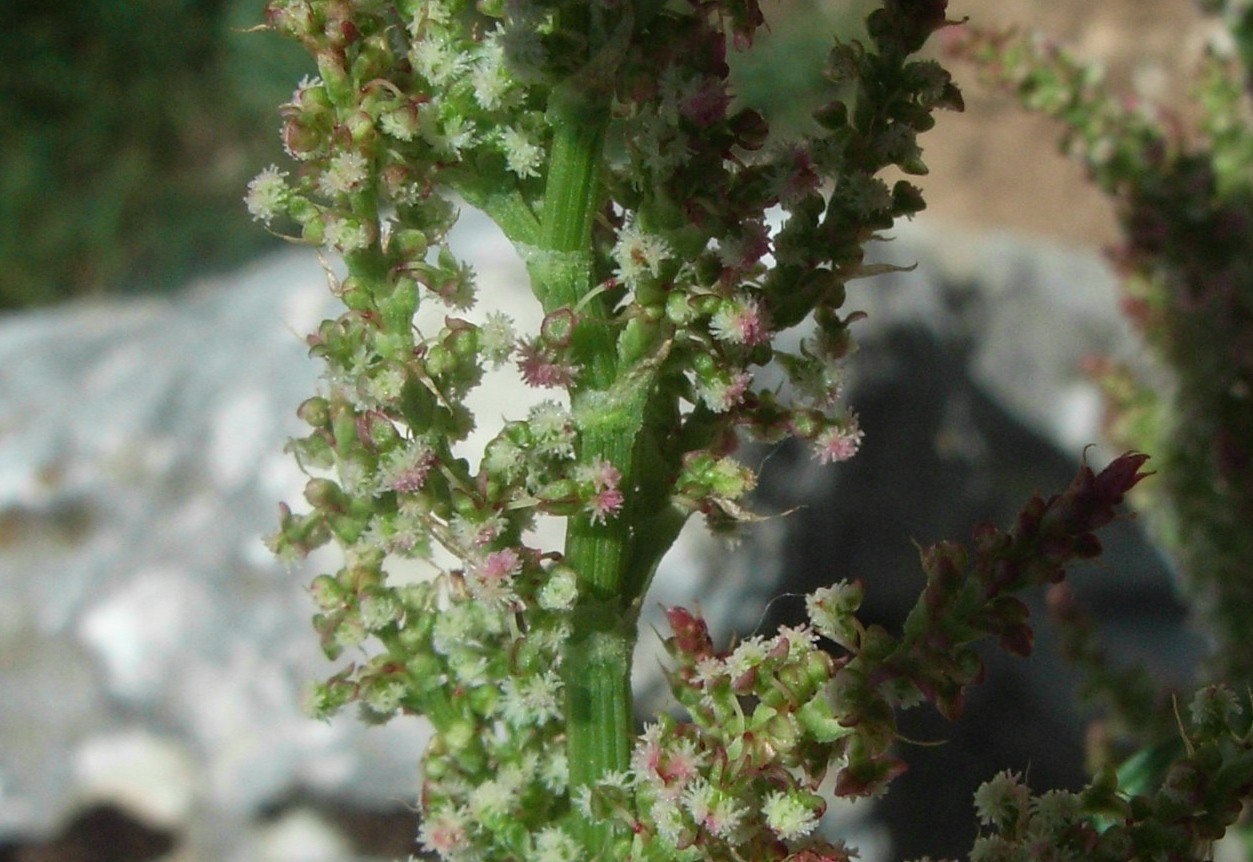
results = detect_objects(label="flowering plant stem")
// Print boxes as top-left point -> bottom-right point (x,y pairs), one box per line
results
245,3 -> 1253,861
539,99 -> 633,854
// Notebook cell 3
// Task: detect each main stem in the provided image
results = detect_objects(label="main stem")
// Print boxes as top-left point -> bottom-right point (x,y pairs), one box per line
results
539,94 -> 635,859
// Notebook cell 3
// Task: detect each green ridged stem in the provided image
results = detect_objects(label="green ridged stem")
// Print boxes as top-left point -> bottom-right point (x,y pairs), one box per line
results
534,85 -> 635,859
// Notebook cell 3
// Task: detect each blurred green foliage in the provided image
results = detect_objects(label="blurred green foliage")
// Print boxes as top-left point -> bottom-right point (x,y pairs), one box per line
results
0,0 -> 310,309
730,0 -> 873,134
0,0 -> 862,310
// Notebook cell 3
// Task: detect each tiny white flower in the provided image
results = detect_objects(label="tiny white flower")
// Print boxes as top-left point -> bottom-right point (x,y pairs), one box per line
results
973,770 -> 1030,830
324,216 -> 372,253
806,581 -> 864,648
612,222 -> 672,287
468,776 -> 515,820
533,826 -> 581,862
528,401 -> 576,459
537,565 -> 578,611
320,151 -> 370,195
500,125 -> 544,178
412,34 -> 468,86
472,38 -> 517,110
418,806 -> 469,857
244,165 -> 288,225
762,789 -> 820,841
540,751 -> 569,792
479,311 -> 516,367
727,635 -> 769,679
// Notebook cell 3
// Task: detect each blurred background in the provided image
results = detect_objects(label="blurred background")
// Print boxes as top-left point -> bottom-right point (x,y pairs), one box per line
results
0,0 -> 310,310
0,0 -> 1208,312
0,1 -> 1217,860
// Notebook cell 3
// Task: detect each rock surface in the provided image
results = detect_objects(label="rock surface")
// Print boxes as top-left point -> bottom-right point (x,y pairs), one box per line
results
0,210 -> 1198,861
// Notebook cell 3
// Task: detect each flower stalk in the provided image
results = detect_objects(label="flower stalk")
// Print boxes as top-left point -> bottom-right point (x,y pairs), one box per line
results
247,2 -> 1253,861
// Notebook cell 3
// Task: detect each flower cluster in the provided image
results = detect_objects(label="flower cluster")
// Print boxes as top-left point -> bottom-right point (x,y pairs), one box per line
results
253,0 -> 1253,859
576,611 -> 853,862
568,454 -> 1154,862
937,684 -> 1253,862
248,1 -> 1030,860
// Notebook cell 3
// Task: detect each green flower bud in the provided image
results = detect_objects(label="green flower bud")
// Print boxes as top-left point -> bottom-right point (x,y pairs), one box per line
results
789,409 -> 823,440
814,100 -> 849,131
540,307 -> 576,347
302,678 -> 355,721
444,718 -> 477,753
326,512 -> 369,545
536,480 -> 580,515
301,215 -> 326,246
468,684 -> 498,716
391,228 -> 428,258
363,414 -> 401,449
286,433 -> 335,471
346,109 -> 378,146
425,343 -> 453,377
618,317 -> 659,366
797,694 -> 849,743
305,477 -> 348,511
309,574 -> 347,612
297,396 -> 332,429
445,322 -> 479,360
352,35 -> 392,83
666,291 -> 694,325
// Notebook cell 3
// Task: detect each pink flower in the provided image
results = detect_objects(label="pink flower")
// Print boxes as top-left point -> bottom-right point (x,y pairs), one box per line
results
587,458 -> 621,491
774,144 -> 821,208
583,458 -> 624,524
717,219 -> 771,274
588,486 -> 624,524
517,339 -> 578,388
467,547 -> 523,605
696,370 -> 752,413
680,78 -> 730,128
381,442 -> 436,493
709,296 -> 770,346
813,419 -> 864,465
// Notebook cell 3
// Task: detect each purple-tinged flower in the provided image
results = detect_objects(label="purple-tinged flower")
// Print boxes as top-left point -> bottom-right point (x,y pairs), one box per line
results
773,144 -> 821,207
717,220 -> 771,274
695,369 -> 751,413
588,485 -> 624,524
580,457 -> 625,524
418,807 -> 469,857
680,78 -> 731,128
633,723 -> 707,795
379,441 -> 437,493
578,457 -> 621,492
709,295 -> 770,346
466,547 -> 523,605
517,339 -> 578,388
613,222 -> 672,287
812,419 -> 864,465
